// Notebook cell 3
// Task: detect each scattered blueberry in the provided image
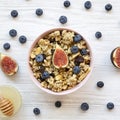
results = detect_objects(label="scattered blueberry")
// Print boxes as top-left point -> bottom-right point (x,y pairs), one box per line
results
95,31 -> 102,39
74,56 -> 84,66
80,48 -> 88,55
33,108 -> 40,115
41,71 -> 50,80
105,3 -> 112,11
63,0 -> 71,8
81,103 -> 89,111
107,102 -> 114,110
39,65 -> 45,73
3,43 -> 10,50
55,101 -> 62,108
73,34 -> 82,43
9,29 -> 17,37
59,16 -> 67,24
36,8 -> 43,16
19,35 -> 27,44
36,54 -> 44,62
84,1 -> 92,9
11,10 -> 18,18
97,81 -> 104,88
71,46 -> 79,54
73,66 -> 81,74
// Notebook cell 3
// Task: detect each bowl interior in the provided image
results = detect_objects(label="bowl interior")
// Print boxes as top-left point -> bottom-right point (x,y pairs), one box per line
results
28,28 -> 93,95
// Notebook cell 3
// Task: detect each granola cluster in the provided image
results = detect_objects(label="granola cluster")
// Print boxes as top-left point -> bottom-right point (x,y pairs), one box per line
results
29,30 -> 91,92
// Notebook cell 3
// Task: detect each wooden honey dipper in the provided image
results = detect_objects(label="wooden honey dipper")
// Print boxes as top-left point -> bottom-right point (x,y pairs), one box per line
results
0,96 -> 14,116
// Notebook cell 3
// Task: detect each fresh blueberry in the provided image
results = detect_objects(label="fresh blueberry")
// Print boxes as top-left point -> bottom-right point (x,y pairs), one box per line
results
59,16 -> 67,24
36,8 -> 43,16
63,0 -> 71,8
11,10 -> 18,18
80,48 -> 88,55
95,31 -> 102,39
107,102 -> 114,110
73,66 -> 81,74
33,108 -> 40,115
97,81 -> 104,88
3,43 -> 10,50
74,56 -> 84,66
9,29 -> 17,37
105,3 -> 112,11
73,34 -> 82,43
84,1 -> 92,9
36,54 -> 44,62
81,103 -> 89,111
55,101 -> 62,108
19,35 -> 27,44
71,46 -> 79,54
41,71 -> 50,80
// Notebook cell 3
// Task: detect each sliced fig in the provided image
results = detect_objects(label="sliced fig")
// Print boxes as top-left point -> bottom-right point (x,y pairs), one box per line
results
111,47 -> 120,68
52,44 -> 68,68
0,53 -> 18,75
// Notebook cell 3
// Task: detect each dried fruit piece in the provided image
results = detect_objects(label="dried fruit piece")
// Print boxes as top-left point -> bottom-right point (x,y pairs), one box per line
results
52,44 -> 68,68
0,53 -> 18,75
111,47 -> 120,68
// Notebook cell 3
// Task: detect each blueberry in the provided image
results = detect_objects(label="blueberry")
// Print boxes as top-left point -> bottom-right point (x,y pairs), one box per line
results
71,46 -> 79,54
33,108 -> 40,115
11,10 -> 18,18
3,43 -> 10,50
63,0 -> 71,8
36,54 -> 44,62
97,81 -> 104,88
95,31 -> 102,39
81,103 -> 89,111
9,29 -> 17,37
74,56 -> 84,66
36,8 -> 43,16
59,16 -> 67,24
107,102 -> 114,110
105,3 -> 112,11
55,101 -> 62,108
41,71 -> 50,80
84,1 -> 92,9
73,66 -> 81,74
19,35 -> 27,44
73,34 -> 82,43
80,48 -> 88,55
39,65 -> 45,73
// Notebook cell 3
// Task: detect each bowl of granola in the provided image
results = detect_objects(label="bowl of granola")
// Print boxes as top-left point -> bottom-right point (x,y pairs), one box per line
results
28,28 -> 93,95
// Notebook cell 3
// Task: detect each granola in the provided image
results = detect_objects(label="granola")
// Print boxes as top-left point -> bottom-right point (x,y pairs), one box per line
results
29,29 -> 91,92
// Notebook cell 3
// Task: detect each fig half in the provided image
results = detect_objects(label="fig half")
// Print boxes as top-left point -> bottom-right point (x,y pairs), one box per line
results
0,53 -> 19,75
52,44 -> 68,69
111,47 -> 120,68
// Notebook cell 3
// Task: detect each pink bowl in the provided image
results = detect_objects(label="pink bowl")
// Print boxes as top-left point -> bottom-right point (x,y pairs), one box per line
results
28,28 -> 93,95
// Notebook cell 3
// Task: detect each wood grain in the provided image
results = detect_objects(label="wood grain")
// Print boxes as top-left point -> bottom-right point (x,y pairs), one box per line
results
0,0 -> 120,120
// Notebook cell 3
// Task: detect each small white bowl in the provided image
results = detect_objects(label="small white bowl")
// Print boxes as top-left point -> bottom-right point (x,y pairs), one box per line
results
28,28 -> 93,95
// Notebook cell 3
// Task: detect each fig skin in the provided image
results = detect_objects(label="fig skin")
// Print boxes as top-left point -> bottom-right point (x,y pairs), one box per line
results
52,44 -> 68,69
110,47 -> 120,68
0,53 -> 19,75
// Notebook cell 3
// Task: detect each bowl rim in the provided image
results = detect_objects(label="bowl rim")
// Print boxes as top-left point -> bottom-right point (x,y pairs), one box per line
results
28,28 -> 93,95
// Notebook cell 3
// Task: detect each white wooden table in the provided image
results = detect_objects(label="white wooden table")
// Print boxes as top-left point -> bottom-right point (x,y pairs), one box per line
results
0,0 -> 120,120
